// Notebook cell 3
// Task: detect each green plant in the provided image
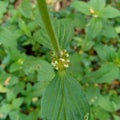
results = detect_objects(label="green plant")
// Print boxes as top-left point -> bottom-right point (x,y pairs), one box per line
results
37,0 -> 90,120
0,0 -> 120,120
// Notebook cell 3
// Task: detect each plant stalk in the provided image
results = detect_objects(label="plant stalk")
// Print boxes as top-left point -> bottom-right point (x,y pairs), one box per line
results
37,0 -> 61,56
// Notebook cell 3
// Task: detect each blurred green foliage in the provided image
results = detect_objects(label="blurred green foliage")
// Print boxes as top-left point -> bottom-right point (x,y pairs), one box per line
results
0,0 -> 120,120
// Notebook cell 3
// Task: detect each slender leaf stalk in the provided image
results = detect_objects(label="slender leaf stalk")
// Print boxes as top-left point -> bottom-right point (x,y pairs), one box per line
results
37,0 -> 61,56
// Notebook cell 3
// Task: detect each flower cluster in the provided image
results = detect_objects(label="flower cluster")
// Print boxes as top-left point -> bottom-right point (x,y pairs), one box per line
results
51,49 -> 70,71
90,8 -> 98,18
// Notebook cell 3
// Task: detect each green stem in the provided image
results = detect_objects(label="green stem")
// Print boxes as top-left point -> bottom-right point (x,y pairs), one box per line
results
37,0 -> 61,56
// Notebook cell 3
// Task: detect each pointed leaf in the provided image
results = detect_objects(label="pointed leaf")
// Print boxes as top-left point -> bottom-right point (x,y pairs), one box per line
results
19,0 -> 32,18
102,23 -> 118,38
101,6 -> 120,19
97,95 -> 116,112
41,71 -> 90,120
0,27 -> 20,49
0,1 -> 8,19
0,27 -> 22,59
89,0 -> 106,11
72,1 -> 90,15
0,84 -> 8,93
23,56 -> 55,82
86,18 -> 103,39
34,27 -> 53,50
95,45 -> 116,62
35,19 -> 74,49
84,63 -> 119,83
12,98 -> 24,109
54,19 -> 74,49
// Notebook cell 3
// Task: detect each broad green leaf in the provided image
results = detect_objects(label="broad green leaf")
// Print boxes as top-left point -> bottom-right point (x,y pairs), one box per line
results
84,86 -> 100,105
95,45 -> 116,62
0,1 -> 8,19
6,89 -> 16,101
101,6 -> 120,19
89,0 -> 106,11
22,84 -> 33,105
23,56 -> 55,82
18,19 -> 31,37
54,19 -> 74,49
13,111 -> 39,120
114,115 -> 120,120
72,1 -> 90,15
19,0 -> 32,18
8,76 -> 19,86
0,104 -> 13,115
0,27 -> 19,48
97,95 -> 115,112
19,113 -> 30,120
81,38 -> 94,51
91,106 -> 110,120
110,96 -> 120,111
86,18 -> 103,39
84,63 -> 119,83
67,13 -> 87,28
9,111 -> 21,120
34,27 -> 53,50
69,53 -> 83,80
30,81 -> 50,97
12,98 -> 24,109
74,36 -> 94,51
35,19 -> 74,49
41,71 -> 90,120
102,23 -> 118,38
9,54 -> 25,72
27,110 -> 39,120
9,60 -> 24,73
37,59 -> 55,82
0,84 -> 7,93
22,83 -> 42,104
27,15 -> 41,32
0,27 -> 22,59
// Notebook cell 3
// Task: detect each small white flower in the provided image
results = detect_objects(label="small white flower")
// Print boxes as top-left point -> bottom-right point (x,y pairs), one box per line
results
66,53 -> 69,57
64,49 -> 67,52
60,51 -> 63,55
93,14 -> 98,18
55,67 -> 58,70
32,97 -> 38,102
18,59 -> 24,64
54,61 -> 58,64
51,62 -> 56,66
67,59 -> 70,63
84,113 -> 89,120
59,58 -> 65,62
64,64 -> 69,68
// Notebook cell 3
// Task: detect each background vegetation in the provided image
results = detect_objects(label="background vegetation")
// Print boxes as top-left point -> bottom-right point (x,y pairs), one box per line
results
0,0 -> 120,120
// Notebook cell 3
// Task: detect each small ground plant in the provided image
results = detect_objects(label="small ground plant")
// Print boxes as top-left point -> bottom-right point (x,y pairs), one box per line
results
0,0 -> 120,120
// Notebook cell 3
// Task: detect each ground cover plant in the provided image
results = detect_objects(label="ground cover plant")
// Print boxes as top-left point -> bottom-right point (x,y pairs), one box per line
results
0,0 -> 120,120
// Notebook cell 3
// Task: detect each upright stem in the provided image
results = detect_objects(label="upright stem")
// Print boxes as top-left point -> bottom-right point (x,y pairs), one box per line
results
37,0 -> 61,56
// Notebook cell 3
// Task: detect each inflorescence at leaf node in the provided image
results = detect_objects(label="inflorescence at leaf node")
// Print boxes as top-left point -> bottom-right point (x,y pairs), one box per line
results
51,49 -> 70,71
